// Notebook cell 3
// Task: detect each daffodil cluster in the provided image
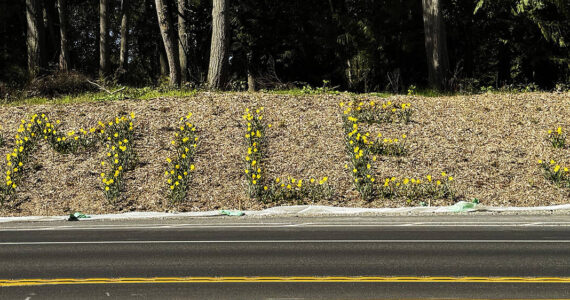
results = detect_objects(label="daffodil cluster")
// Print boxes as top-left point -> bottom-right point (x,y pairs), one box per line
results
164,113 -> 198,203
369,132 -> 407,156
263,176 -> 332,204
342,115 -> 375,200
243,107 -> 332,204
243,107 -> 267,200
342,108 -> 409,200
341,100 -> 454,204
99,113 -> 136,203
379,172 -> 454,202
340,100 -> 413,124
538,159 -> 570,188
0,112 -> 136,205
547,127 -> 566,149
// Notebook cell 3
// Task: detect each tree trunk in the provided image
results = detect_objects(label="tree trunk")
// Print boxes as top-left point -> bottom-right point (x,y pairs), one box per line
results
26,0 -> 42,79
422,0 -> 449,90
247,68 -> 256,92
155,0 -> 181,86
207,0 -> 229,90
99,0 -> 109,78
158,44 -> 168,76
56,0 -> 69,71
247,52 -> 256,92
178,0 -> 188,83
43,0 -> 56,68
119,0 -> 129,72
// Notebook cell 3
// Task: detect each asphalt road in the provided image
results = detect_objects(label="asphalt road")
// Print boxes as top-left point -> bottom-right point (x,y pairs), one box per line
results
0,215 -> 569,299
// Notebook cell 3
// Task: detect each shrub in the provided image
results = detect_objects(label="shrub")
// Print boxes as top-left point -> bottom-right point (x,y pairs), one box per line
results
27,71 -> 96,98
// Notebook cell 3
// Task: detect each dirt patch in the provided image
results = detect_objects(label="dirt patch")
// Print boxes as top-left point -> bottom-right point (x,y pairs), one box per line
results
0,92 -> 568,216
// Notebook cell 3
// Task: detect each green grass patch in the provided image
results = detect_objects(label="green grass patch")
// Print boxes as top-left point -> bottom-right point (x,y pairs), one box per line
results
2,87 -> 197,106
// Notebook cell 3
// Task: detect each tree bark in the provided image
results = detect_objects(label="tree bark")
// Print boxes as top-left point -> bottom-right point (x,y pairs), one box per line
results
155,0 -> 181,86
158,44 -> 168,76
99,0 -> 109,78
26,0 -> 42,79
422,0 -> 449,90
207,0 -> 229,90
56,0 -> 69,71
178,0 -> 188,83
247,52 -> 256,92
119,0 -> 129,72
43,0 -> 56,68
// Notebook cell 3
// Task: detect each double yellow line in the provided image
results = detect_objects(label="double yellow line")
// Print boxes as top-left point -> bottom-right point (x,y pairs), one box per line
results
2,276 -> 570,287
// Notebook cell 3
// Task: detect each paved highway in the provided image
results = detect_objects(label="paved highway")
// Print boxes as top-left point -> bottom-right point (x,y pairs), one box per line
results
0,215 -> 569,299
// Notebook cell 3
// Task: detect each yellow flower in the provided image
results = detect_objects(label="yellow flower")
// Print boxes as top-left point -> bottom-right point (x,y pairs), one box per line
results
287,184 -> 291,189
441,172 -> 447,177
264,186 -> 268,190
190,165 -> 195,171
353,168 -> 357,173
252,180 -> 257,185
276,178 -> 280,183
105,186 -> 109,191
436,180 -> 441,185
554,165 -> 561,172
448,176 -> 454,181
537,160 -> 543,164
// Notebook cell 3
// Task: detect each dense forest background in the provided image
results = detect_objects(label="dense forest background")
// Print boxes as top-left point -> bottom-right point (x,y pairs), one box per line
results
0,0 -> 568,95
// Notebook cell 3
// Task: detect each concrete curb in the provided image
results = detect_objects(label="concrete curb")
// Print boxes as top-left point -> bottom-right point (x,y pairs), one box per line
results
1,203 -> 569,223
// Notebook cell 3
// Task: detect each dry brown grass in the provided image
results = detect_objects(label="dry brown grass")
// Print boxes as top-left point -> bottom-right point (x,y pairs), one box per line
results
0,92 -> 568,216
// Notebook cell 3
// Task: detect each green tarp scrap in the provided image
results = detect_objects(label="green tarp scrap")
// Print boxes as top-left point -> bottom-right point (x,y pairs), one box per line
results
67,212 -> 91,221
220,210 -> 245,216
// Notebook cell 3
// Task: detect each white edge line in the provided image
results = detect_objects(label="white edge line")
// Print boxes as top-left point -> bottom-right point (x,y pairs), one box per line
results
1,240 -> 569,245
2,223 -> 570,231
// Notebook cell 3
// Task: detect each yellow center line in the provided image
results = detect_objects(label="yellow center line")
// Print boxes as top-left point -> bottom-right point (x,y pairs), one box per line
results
1,276 -> 570,287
